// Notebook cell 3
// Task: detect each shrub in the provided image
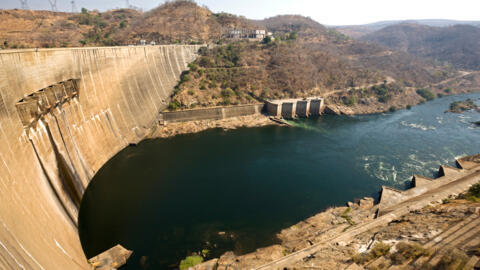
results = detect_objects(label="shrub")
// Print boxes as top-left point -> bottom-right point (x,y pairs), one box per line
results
221,88 -> 235,98
437,93 -> 444,98
188,63 -> 198,72
119,20 -> 127,29
390,242 -> 431,265
352,253 -> 372,265
180,71 -> 191,83
287,31 -> 298,40
341,207 -> 355,225
351,242 -> 390,265
179,255 -> 203,270
371,242 -> 391,258
406,105 -> 412,110
262,36 -> 272,44
378,94 -> 392,103
168,101 -> 181,111
208,80 -> 217,89
344,96 -> 357,106
444,88 -> 452,93
188,90 -> 194,95
389,106 -> 397,112
469,183 -> 480,197
436,249 -> 468,270
416,89 -> 435,101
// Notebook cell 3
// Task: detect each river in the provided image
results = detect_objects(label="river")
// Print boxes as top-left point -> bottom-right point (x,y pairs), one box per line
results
79,93 -> 479,269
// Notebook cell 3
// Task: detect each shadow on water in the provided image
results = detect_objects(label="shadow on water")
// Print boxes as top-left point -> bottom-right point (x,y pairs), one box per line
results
79,93 -> 480,270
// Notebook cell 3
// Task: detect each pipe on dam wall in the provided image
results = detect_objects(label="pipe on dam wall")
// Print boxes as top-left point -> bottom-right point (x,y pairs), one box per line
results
0,45 -> 201,270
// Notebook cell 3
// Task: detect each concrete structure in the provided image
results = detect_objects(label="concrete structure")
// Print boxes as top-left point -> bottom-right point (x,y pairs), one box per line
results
265,97 -> 325,119
225,29 -> 267,40
159,104 -> 263,124
253,155 -> 480,269
0,45 -> 201,269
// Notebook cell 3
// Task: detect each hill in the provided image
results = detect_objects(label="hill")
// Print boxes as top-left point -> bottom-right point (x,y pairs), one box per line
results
361,23 -> 480,70
1,1 -> 475,114
334,19 -> 480,38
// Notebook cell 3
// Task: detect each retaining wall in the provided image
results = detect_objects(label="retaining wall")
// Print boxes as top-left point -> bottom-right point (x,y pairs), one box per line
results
159,104 -> 263,123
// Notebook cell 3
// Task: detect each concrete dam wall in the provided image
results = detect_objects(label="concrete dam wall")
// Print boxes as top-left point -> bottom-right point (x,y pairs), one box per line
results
0,45 -> 201,270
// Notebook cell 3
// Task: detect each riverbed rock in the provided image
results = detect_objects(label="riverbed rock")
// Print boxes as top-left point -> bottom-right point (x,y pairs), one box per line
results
359,197 -> 375,209
324,105 -> 341,115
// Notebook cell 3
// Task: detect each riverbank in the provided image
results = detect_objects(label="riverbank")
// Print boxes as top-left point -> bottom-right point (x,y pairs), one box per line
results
152,90 -> 479,139
193,155 -> 480,270
150,114 -> 280,139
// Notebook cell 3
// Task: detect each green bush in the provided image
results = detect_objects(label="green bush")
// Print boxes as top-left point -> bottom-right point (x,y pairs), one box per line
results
221,88 -> 235,98
444,88 -> 452,93
179,255 -> 203,270
406,105 -> 412,110
351,242 -> 390,265
436,249 -> 468,270
389,106 -> 397,112
469,183 -> 480,197
344,96 -> 357,106
180,73 -> 191,83
188,63 -> 198,72
390,242 -> 431,265
371,242 -> 391,258
416,89 -> 435,101
168,101 -> 181,111
119,20 -> 127,29
437,93 -> 444,98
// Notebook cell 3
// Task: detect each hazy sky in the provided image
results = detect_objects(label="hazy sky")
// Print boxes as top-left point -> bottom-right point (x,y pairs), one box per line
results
1,0 -> 479,25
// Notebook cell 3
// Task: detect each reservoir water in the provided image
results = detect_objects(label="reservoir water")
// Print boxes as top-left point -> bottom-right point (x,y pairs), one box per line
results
79,93 -> 480,269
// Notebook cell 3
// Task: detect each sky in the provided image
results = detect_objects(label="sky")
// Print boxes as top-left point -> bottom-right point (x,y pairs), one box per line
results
1,0 -> 480,25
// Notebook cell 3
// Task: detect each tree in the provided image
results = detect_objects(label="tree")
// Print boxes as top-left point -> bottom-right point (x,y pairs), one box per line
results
262,36 -> 272,44
287,31 -> 297,40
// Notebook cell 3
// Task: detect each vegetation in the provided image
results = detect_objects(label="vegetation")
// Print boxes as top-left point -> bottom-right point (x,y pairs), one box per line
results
447,99 -> 479,113
351,242 -> 391,265
416,89 -> 436,101
362,23 -> 480,70
179,255 -> 203,270
458,182 -> 480,202
389,242 -> 432,265
340,207 -> 355,225
435,249 -> 469,270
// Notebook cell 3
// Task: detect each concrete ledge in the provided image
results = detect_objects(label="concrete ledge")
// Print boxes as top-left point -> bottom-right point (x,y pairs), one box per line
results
159,104 -> 264,123
412,174 -> 435,187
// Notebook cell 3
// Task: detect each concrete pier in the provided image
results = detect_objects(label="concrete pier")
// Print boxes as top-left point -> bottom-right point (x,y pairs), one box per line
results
265,97 -> 324,119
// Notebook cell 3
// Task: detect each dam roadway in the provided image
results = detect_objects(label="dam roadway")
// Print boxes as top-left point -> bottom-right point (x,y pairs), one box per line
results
0,45 -> 201,269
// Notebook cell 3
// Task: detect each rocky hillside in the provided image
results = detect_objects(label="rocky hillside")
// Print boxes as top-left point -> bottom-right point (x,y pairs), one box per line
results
2,0 -> 477,114
167,14 -> 459,111
0,8 -> 140,48
361,23 -> 480,70
334,19 -> 480,39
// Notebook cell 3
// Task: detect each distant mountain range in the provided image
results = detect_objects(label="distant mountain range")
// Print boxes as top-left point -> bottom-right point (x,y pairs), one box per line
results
334,19 -> 480,38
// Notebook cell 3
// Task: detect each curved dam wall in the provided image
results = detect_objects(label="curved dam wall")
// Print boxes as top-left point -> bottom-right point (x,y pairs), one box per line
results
0,45 -> 201,270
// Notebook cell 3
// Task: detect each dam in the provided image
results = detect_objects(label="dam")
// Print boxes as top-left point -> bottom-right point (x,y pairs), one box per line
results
0,45 -> 201,270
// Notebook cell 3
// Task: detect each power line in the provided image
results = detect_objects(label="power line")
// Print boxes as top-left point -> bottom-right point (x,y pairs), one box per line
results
71,0 -> 77,12
18,0 -> 29,9
47,0 -> 57,11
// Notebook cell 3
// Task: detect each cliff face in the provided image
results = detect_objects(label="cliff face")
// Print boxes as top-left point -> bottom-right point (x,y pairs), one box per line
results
0,45 -> 200,269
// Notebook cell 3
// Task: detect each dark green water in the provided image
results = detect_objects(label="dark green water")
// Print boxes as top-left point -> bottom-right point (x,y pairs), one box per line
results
79,93 -> 480,269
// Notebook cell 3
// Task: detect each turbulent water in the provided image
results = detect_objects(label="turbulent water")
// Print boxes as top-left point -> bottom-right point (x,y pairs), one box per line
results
79,93 -> 480,270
